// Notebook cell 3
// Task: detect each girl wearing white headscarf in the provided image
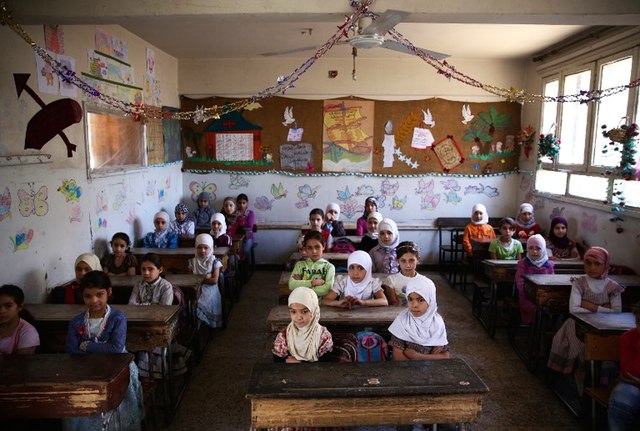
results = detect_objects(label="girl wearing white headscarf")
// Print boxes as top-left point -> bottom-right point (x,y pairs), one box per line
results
189,233 -> 223,328
369,218 -> 400,273
273,287 -> 333,362
322,202 -> 346,237
515,202 -> 542,238
53,253 -> 103,304
462,203 -> 495,256
142,211 -> 178,248
389,278 -> 450,360
322,251 -> 388,308
210,212 -> 232,247
515,234 -> 555,325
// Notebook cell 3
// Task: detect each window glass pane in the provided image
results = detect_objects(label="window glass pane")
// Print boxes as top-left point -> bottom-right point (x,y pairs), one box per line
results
617,179 -> 640,208
559,70 -> 591,165
593,57 -> 632,167
568,174 -> 608,201
534,169 -> 567,195
539,80 -> 560,164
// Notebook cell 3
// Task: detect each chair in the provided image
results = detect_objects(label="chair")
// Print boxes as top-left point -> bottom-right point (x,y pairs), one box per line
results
583,334 -> 621,431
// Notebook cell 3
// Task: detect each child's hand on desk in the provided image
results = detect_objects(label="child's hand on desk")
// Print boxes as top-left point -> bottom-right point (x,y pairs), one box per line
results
336,299 -> 353,309
311,278 -> 324,287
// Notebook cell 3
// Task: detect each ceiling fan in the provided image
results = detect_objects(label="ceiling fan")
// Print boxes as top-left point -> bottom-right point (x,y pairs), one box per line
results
261,9 -> 449,60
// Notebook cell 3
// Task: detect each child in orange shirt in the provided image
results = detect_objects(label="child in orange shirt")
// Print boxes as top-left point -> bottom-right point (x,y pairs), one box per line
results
462,203 -> 496,256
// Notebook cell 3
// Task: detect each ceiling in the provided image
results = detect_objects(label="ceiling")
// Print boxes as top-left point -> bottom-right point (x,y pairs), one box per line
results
5,0 -> 640,61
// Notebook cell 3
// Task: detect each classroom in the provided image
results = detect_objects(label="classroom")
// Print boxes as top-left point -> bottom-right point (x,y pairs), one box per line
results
1,1 -> 639,430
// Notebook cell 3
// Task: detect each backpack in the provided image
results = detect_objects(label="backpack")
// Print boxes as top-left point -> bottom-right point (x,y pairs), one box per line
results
331,237 -> 356,254
356,331 -> 389,362
326,332 -> 358,363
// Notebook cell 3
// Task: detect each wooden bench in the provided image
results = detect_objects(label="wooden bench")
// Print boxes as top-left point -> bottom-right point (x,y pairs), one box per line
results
131,246 -> 229,273
246,358 -> 489,429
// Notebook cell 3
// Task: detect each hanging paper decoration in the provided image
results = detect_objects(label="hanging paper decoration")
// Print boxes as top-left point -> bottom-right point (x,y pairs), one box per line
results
461,104 -> 474,124
382,120 -> 396,167
601,122 -> 638,180
516,125 -> 536,158
537,133 -> 561,166
432,136 -> 464,172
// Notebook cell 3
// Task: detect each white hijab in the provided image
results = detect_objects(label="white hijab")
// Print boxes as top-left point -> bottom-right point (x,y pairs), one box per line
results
75,253 -> 102,281
366,211 -> 383,240
192,233 -> 215,275
210,212 -> 227,238
286,287 -> 323,362
344,250 -> 373,299
526,234 -> 550,268
378,218 -> 400,249
325,202 -> 341,221
388,278 -> 448,347
471,203 -> 489,225
154,211 -> 171,242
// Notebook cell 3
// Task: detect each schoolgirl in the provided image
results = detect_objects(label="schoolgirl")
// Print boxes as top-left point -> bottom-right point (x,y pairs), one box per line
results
383,241 -> 433,306
102,232 -> 137,276
321,202 -> 346,237
53,253 -> 103,304
359,211 -> 383,253
170,203 -> 195,239
514,234 -> 555,325
0,284 -> 39,355
289,231 -> 335,298
189,234 -> 223,328
369,218 -> 400,274
546,216 -> 579,260
462,203 -> 496,256
142,211 -> 178,249
514,202 -> 542,238
210,212 -> 232,248
356,196 -> 378,236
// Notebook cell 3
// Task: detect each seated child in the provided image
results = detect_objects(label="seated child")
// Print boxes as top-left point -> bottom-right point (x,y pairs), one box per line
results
546,216 -> 579,260
514,202 -> 542,238
210,213 -> 232,248
383,241 -> 433,306
52,253 -> 103,304
0,284 -> 39,355
488,217 -> 523,260
321,202 -> 346,237
170,203 -> 195,239
356,196 -> 378,236
298,208 -> 331,257
608,301 -> 640,431
189,234 -> 223,328
462,203 -> 496,257
64,271 -> 143,430
322,250 -> 388,308
272,286 -> 333,363
388,278 -> 450,360
235,193 -> 255,266
515,234 -> 555,325
220,197 -> 238,235
369,218 -> 400,274
102,232 -> 138,276
142,211 -> 178,248
192,192 -> 214,229
548,247 -> 624,374
289,231 -> 335,298
360,211 -> 383,253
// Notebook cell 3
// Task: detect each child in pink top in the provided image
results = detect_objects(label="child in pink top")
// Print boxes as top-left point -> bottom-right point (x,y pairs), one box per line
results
0,284 -> 39,355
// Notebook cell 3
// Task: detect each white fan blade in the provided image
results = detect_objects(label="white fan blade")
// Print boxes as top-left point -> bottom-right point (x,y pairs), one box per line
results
261,45 -> 320,56
381,39 -> 450,60
361,10 -> 408,36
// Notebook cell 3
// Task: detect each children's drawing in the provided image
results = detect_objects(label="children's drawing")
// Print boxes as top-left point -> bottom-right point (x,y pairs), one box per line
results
464,184 -> 500,198
393,147 -> 419,169
10,227 -> 33,252
57,179 -> 82,203
0,187 -> 11,222
421,193 -> 441,211
322,100 -> 373,173
112,188 -> 126,211
581,212 -> 598,234
374,194 -> 387,209
189,181 -> 217,202
380,179 -> 399,196
440,179 -> 461,192
18,184 -> 48,217
126,208 -> 136,225
158,187 -> 166,203
340,198 -> 361,219
96,190 -> 108,213
295,184 -> 320,209
69,205 -> 82,223
145,180 -> 156,196
444,191 -> 462,205
355,185 -> 374,197
415,179 -> 434,195
461,104 -> 474,125
336,186 -> 353,202
382,120 -> 396,167
98,217 -> 107,230
271,183 -> 287,200
254,196 -> 274,211
550,206 -> 565,220
229,174 -> 249,190
391,195 -> 407,210
282,106 -> 296,127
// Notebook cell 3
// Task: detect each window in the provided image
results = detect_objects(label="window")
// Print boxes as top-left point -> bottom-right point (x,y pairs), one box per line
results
535,31 -> 640,212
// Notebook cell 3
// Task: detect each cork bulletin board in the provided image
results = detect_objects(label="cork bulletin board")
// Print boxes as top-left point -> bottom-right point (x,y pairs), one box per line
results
180,95 -> 521,175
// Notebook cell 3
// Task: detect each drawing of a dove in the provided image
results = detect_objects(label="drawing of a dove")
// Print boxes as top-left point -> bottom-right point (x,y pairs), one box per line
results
282,106 -> 295,127
422,109 -> 435,128
462,104 -> 474,124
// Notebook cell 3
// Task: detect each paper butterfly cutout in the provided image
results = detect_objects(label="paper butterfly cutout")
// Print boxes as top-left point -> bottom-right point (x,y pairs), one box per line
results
18,185 -> 49,217
189,181 -> 217,202
0,187 -> 11,222
57,179 -> 81,203
271,183 -> 287,199
10,227 -> 34,252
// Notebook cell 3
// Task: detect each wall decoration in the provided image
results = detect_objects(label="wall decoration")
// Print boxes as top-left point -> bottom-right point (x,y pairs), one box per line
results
146,47 -> 155,77
198,111 -> 264,163
112,187 -> 126,211
270,182 -> 287,199
14,73 -> 80,157
393,147 -> 419,169
432,136 -> 464,172
441,179 -> 461,192
287,128 -> 304,142
162,106 -> 182,163
229,174 -> 249,189
380,179 -> 400,197
126,208 -> 136,225
444,191 -> 462,205
57,54 -> 77,97
461,104 -> 474,125
35,50 -> 58,95
322,99 -> 374,173
18,184 -> 48,217
97,217 -> 108,230
396,111 -> 422,148
57,179 -> 81,202
295,184 -> 321,209
254,196 -> 274,211
464,183 -> 500,198
145,116 -> 164,165
282,106 -> 295,127
382,120 -> 396,167
0,187 -> 11,222
44,24 -> 64,54
340,198 -> 361,219
417,180 -> 441,211
110,36 -> 128,62
87,49 -> 133,86
355,185 -> 375,197
143,74 -> 161,107
537,133 -> 561,167
581,212 -> 598,234
336,185 -> 353,202
549,206 -> 565,220
390,195 -> 407,210
69,205 -> 82,223
411,127 -> 435,150
188,181 -> 217,202
10,227 -> 33,252
94,28 -> 111,55
145,180 -> 156,196
280,143 -> 313,171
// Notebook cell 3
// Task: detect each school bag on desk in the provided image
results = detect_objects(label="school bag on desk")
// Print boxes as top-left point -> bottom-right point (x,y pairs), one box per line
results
331,237 -> 356,254
356,330 -> 389,362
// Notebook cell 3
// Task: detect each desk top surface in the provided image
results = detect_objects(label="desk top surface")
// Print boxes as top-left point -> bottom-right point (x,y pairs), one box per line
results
110,273 -> 202,288
131,246 -> 229,256
247,358 -> 488,399
483,259 -> 584,268
523,274 -> 640,288
26,303 -> 180,323
572,312 -> 636,333
268,305 -> 402,327
0,353 -> 133,385
289,251 -> 350,261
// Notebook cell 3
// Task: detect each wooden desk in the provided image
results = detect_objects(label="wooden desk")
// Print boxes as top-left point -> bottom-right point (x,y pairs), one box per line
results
246,359 -> 489,428
26,304 -> 180,352
278,271 -> 387,300
131,246 -> 229,273
0,353 -> 132,419
267,305 -> 402,332
287,251 -> 350,269
523,274 -> 640,371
